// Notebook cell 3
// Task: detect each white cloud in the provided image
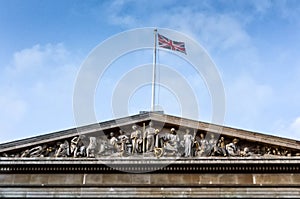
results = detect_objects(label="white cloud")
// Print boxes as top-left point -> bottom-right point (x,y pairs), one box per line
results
105,0 -> 138,27
10,43 -> 69,73
0,43 -> 80,143
225,75 -> 273,128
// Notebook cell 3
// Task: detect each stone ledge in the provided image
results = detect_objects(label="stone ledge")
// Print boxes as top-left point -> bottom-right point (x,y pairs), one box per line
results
0,186 -> 299,198
1,173 -> 300,186
1,157 -> 300,174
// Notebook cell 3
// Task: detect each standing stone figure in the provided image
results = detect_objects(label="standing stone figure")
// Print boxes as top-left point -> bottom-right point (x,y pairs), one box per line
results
207,133 -> 218,156
86,137 -> 97,158
183,129 -> 193,157
216,136 -> 227,156
130,125 -> 143,154
145,121 -> 156,152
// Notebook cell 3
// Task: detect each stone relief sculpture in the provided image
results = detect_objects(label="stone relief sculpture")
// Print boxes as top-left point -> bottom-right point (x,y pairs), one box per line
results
153,129 -> 164,158
117,130 -> 130,155
216,136 -> 227,156
225,138 -> 240,156
1,123 -> 299,158
182,129 -> 193,157
55,140 -> 70,157
86,137 -> 97,158
70,135 -> 86,157
130,125 -> 143,154
194,133 -> 209,156
97,136 -> 109,155
163,128 -> 180,155
145,121 -> 156,152
28,144 -> 48,157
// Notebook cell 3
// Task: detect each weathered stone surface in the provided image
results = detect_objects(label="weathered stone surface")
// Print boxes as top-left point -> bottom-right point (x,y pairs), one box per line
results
85,174 -> 103,184
2,173 -> 300,186
12,174 -> 31,184
29,174 -> 49,185
0,174 -> 13,184
48,174 -> 83,184
131,174 -> 151,184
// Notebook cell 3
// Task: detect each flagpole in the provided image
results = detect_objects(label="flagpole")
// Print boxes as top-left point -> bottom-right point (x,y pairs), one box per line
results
151,29 -> 157,112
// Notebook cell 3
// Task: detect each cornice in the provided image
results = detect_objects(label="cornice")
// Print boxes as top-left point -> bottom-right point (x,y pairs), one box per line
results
1,157 -> 300,174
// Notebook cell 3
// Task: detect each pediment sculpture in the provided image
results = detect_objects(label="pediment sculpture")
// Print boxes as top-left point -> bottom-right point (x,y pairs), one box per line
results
1,121 -> 298,159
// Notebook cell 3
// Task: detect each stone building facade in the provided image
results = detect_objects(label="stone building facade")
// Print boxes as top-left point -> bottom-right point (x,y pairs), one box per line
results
1,112 -> 300,197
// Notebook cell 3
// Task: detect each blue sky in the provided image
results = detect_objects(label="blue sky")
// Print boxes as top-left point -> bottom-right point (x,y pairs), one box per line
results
1,0 -> 300,143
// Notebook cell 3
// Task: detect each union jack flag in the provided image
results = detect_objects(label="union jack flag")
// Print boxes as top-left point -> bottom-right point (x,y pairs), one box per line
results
158,33 -> 186,54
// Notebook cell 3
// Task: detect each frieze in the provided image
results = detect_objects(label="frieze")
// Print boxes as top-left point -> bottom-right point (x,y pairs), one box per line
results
1,121 -> 299,159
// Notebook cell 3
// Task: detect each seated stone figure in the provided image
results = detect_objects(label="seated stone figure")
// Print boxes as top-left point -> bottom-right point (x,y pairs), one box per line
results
118,130 -> 130,154
108,132 -> 122,153
240,147 -> 254,157
225,138 -> 240,156
55,140 -> 70,157
97,136 -> 109,156
163,128 -> 180,155
195,133 -> 209,157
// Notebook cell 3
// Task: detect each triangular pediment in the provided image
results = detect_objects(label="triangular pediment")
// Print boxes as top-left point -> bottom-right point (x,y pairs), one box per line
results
1,112 -> 300,159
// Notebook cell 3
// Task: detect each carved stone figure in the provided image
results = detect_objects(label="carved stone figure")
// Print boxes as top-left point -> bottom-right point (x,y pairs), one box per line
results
215,136 -> 227,156
130,125 -> 143,154
118,130 -> 130,154
207,133 -> 218,156
5,125 -> 300,159
195,133 -> 209,157
55,140 -> 70,157
28,144 -> 48,157
97,136 -> 109,155
225,138 -> 240,156
145,121 -> 156,152
240,147 -> 254,157
282,148 -> 292,156
163,128 -> 180,155
44,146 -> 56,157
70,135 -> 86,157
109,132 -> 122,153
183,129 -> 193,157
20,149 -> 30,157
86,137 -> 97,158
153,129 -> 165,158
